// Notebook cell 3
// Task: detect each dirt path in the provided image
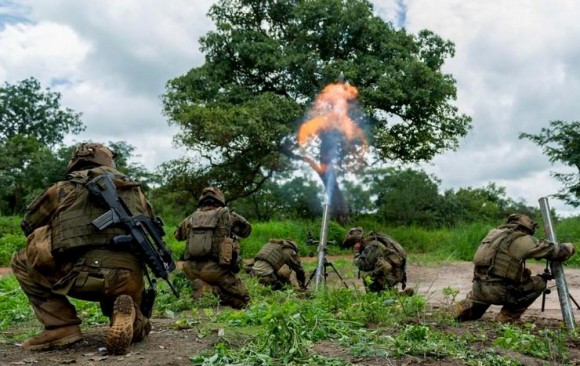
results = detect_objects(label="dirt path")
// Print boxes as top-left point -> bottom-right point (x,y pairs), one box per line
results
1,259 -> 579,365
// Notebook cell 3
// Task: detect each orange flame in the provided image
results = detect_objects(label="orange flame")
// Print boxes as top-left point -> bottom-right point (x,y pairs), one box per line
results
298,82 -> 367,146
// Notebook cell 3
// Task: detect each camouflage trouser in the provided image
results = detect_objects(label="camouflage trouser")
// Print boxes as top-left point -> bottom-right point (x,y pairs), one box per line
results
255,272 -> 291,291
182,259 -> 250,309
454,276 -> 547,322
364,259 -> 403,293
249,262 -> 291,291
11,249 -> 150,342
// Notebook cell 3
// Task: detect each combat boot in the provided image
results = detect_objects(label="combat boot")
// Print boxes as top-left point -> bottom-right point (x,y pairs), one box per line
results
105,295 -> 136,355
21,325 -> 82,350
495,312 -> 522,324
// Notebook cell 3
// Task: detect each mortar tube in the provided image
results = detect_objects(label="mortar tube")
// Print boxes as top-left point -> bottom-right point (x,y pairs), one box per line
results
314,200 -> 331,290
539,197 -> 575,330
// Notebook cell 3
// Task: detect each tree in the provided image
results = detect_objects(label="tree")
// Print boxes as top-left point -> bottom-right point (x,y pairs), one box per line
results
0,78 -> 85,214
520,120 -> 580,207
367,167 -> 442,226
162,0 -> 472,223
107,141 -> 158,191
0,77 -> 84,146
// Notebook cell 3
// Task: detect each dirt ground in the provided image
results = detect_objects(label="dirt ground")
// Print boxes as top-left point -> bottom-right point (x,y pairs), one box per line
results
1,258 -> 580,366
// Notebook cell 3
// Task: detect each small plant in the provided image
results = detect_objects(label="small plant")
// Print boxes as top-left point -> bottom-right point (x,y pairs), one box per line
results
494,323 -> 568,362
442,286 -> 460,305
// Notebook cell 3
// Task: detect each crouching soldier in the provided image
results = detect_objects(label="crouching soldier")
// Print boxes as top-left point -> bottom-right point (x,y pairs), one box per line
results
249,239 -> 306,291
454,213 -> 576,323
354,231 -> 413,295
175,187 -> 252,309
12,143 -> 155,355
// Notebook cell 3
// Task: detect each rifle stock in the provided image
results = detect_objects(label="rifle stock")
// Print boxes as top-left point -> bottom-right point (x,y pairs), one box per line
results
87,173 -> 179,298
538,197 -> 575,329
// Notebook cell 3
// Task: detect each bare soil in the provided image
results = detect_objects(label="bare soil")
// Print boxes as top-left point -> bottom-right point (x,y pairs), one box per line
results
1,258 -> 580,366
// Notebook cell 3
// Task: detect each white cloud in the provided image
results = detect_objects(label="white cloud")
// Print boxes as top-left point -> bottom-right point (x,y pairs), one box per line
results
0,21 -> 90,82
1,0 -> 578,216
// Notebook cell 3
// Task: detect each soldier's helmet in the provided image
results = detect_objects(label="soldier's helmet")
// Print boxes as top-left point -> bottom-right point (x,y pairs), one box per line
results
283,239 -> 299,253
342,227 -> 364,249
199,187 -> 226,207
66,142 -> 116,173
507,213 -> 538,234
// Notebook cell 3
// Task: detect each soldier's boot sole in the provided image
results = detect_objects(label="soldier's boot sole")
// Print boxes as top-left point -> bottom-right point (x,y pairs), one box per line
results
105,295 -> 135,355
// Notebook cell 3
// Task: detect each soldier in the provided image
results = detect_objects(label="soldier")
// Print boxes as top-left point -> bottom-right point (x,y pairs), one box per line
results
454,213 -> 576,323
354,230 -> 412,295
248,239 -> 306,290
174,187 -> 252,309
12,142 -> 154,355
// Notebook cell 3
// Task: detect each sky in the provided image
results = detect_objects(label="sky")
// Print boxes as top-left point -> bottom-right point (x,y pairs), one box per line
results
1,0 -> 579,217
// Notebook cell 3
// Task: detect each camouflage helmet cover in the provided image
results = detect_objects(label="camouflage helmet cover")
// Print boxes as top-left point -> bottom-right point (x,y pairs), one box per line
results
283,239 -> 299,253
342,227 -> 364,249
66,142 -> 116,173
199,187 -> 226,206
507,213 -> 538,233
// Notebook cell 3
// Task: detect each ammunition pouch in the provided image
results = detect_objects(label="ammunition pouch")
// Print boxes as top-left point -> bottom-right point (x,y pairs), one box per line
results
219,237 -> 234,266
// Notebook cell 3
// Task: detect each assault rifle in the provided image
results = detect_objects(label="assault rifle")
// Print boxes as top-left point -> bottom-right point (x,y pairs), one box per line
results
87,173 -> 179,300
538,197 -> 576,329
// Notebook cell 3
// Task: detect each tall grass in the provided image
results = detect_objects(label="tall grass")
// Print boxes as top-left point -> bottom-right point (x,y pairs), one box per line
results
0,215 -> 579,267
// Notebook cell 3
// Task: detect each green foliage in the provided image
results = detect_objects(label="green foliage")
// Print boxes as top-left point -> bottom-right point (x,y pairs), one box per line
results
232,175 -> 323,221
0,78 -> 84,146
0,276 -> 32,331
0,78 -> 85,215
520,120 -> 580,207
494,323 -> 568,362
0,234 -> 25,266
358,168 -> 539,228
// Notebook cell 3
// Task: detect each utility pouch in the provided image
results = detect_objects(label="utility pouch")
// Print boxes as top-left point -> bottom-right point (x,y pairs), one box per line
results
277,264 -> 292,279
219,237 -> 234,265
26,225 -> 56,274
75,273 -> 105,292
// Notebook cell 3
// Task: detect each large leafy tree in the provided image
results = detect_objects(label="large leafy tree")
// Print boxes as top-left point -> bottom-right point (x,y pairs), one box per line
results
0,77 -> 84,146
0,78 -> 85,214
162,0 -> 471,223
520,120 -> 580,207
366,167 -> 442,226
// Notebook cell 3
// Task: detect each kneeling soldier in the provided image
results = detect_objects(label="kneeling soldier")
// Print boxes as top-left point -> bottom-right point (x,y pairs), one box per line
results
249,239 -> 306,290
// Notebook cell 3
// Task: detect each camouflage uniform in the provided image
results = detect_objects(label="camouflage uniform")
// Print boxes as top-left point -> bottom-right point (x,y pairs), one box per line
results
12,143 -> 154,354
354,231 -> 409,293
175,187 -> 252,309
249,239 -> 306,290
455,214 -> 576,322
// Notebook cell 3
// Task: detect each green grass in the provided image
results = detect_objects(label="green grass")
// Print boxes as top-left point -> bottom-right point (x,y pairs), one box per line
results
1,215 -> 579,267
0,266 -> 575,365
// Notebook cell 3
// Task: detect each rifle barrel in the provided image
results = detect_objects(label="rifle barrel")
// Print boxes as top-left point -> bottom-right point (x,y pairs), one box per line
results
539,197 -> 575,329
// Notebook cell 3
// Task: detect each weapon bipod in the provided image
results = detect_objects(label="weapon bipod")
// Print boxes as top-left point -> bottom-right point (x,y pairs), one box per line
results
305,254 -> 349,289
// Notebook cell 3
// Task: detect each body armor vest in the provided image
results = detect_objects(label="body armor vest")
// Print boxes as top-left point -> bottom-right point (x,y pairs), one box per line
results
255,240 -> 289,271
50,167 -> 144,254
185,207 -> 228,259
472,225 -> 527,282
364,233 -> 407,266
